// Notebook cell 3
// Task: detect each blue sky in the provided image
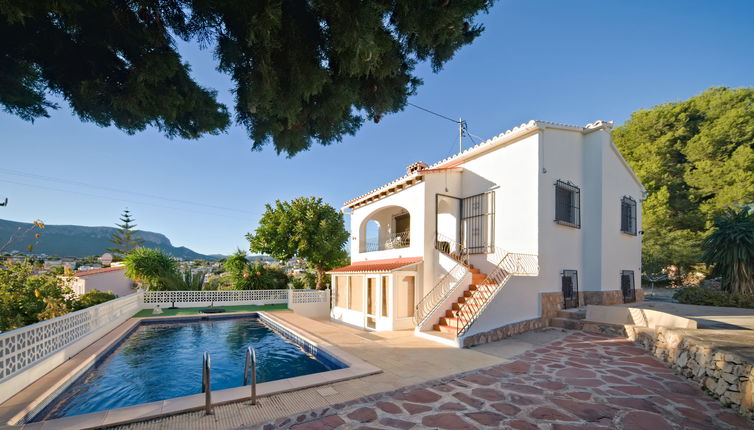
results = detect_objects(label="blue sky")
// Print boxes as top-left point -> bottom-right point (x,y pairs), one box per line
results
1,0 -> 753,255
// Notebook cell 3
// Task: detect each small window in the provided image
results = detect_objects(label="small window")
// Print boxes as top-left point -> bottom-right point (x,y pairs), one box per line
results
621,270 -> 636,303
555,180 -> 581,228
561,270 -> 579,309
620,196 -> 637,235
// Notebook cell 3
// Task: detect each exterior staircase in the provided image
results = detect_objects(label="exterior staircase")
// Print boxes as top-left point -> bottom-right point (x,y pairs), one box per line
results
415,234 -> 538,344
432,263 -> 492,334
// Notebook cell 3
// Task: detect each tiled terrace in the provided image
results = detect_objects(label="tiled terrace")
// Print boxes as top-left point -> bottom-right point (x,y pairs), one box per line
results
254,331 -> 753,430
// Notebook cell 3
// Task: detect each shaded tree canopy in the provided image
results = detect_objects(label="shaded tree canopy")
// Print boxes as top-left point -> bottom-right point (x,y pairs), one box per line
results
1,0 -> 491,155
613,87 -> 754,276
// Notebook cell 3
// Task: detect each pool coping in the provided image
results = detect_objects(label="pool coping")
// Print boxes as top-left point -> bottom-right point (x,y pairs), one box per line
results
2,311 -> 381,430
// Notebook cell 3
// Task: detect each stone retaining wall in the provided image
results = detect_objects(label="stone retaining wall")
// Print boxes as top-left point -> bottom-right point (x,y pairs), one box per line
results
462,290 -> 645,348
462,317 -> 548,348
628,326 -> 754,418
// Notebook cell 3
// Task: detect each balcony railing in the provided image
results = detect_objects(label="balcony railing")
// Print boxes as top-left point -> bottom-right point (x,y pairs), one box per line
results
364,231 -> 410,252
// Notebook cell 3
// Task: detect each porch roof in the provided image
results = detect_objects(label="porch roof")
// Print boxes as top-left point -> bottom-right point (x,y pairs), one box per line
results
327,257 -> 422,274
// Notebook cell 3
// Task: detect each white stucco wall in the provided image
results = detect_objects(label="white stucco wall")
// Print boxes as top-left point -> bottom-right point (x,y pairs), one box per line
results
457,132 -> 540,262
536,128 -> 587,294
599,141 -> 643,292
73,269 -> 135,297
462,276 -> 541,336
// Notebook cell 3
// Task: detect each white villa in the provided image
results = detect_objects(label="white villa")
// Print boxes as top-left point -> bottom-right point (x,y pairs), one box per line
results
328,120 -> 644,347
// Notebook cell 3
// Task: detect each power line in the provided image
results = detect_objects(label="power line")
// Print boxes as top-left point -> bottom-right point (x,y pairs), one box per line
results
407,102 -> 484,153
406,102 -> 460,124
0,178 -> 244,220
0,168 -> 254,214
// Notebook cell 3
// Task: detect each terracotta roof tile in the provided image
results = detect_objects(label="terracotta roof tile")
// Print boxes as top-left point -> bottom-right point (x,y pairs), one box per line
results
327,257 -> 422,274
75,266 -> 125,277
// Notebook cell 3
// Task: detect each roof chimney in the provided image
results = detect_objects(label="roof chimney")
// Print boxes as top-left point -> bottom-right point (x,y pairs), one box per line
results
406,161 -> 428,175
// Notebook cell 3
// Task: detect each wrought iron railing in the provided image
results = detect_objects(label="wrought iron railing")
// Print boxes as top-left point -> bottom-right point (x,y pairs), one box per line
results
453,250 -> 538,336
414,234 -> 470,327
363,231 -> 410,252
434,232 -> 467,262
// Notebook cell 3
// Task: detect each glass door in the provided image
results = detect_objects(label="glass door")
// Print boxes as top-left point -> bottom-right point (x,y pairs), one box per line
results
365,276 -> 378,329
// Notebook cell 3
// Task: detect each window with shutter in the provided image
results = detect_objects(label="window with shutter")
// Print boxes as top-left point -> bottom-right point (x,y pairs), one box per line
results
554,180 -> 580,228
620,196 -> 637,235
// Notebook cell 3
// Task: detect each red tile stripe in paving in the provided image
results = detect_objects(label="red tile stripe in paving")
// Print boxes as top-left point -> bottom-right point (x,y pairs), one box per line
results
253,332 -> 754,430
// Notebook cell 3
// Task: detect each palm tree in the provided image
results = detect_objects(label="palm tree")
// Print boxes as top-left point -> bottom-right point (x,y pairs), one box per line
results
163,269 -> 207,291
702,207 -> 754,296
123,248 -> 178,291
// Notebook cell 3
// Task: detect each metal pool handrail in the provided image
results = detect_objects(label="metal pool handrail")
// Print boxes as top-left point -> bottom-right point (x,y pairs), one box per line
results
243,346 -> 257,405
201,351 -> 213,415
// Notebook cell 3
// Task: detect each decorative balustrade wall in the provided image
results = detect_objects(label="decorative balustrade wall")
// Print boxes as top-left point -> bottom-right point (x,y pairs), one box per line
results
143,289 -> 289,307
0,293 -> 142,403
289,289 -> 328,304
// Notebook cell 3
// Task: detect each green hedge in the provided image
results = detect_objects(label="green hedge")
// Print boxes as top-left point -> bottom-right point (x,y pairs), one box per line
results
673,286 -> 754,309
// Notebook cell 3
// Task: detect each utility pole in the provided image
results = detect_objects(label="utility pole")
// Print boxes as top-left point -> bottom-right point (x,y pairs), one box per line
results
458,118 -> 463,154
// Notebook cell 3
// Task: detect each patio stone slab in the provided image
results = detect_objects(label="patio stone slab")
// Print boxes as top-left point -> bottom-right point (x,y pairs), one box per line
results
251,331 -> 752,430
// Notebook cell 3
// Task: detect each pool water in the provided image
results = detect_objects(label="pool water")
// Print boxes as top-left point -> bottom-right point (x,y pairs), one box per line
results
35,317 -> 336,420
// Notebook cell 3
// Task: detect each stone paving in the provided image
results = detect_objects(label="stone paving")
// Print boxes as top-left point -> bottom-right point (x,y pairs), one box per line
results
252,331 -> 754,430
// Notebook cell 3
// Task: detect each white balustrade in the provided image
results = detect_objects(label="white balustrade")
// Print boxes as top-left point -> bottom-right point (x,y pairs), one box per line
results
0,293 -> 141,383
289,289 -> 328,304
143,289 -> 289,305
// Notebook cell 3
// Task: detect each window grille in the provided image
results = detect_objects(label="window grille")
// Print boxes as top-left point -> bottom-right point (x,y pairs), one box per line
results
620,196 -> 637,235
461,191 -> 495,254
621,270 -> 636,303
561,270 -> 579,309
555,180 -> 580,228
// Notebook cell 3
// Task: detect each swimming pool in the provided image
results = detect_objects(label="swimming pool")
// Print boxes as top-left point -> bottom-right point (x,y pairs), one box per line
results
33,315 -> 345,421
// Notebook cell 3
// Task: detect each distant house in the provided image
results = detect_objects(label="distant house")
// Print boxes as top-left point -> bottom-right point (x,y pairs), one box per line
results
67,265 -> 135,297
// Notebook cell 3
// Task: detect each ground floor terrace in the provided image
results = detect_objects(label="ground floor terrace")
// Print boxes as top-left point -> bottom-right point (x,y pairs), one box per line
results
101,316 -> 751,430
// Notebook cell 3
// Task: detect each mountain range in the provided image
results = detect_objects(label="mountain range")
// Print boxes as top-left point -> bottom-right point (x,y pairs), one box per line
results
0,219 -> 219,260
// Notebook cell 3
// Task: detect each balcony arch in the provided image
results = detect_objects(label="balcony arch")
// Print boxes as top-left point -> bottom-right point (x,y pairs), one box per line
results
358,205 -> 411,253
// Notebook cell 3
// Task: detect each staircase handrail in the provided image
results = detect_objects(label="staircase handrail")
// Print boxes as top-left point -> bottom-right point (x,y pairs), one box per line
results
414,233 -> 469,326
453,250 -> 538,336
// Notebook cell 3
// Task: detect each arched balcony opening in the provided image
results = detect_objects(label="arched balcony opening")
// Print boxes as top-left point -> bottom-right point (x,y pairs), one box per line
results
359,206 -> 411,253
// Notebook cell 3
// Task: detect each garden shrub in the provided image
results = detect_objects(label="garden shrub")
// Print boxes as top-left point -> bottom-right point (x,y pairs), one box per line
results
673,286 -> 754,308
72,289 -> 118,311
